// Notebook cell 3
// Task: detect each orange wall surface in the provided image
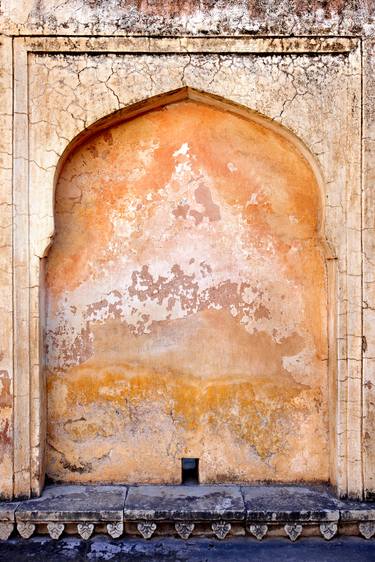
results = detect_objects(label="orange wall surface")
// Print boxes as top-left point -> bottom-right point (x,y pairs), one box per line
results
45,100 -> 329,484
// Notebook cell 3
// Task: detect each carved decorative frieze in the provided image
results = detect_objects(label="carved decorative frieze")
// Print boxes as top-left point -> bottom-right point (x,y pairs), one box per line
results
284,523 -> 303,541
175,522 -> 194,539
47,522 -> 64,540
359,521 -> 375,539
77,522 -> 94,540
107,522 -> 124,538
212,521 -> 231,540
17,521 -> 35,539
137,521 -> 157,539
320,522 -> 337,540
0,523 -> 13,540
248,523 -> 268,540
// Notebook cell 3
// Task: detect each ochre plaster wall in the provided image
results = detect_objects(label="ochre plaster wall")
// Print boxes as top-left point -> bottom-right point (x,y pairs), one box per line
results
45,100 -> 328,484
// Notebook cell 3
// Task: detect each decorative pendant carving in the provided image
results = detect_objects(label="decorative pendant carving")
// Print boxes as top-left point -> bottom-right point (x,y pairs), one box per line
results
175,522 -> 194,539
359,521 -> 375,539
137,521 -> 157,539
47,522 -> 65,540
284,523 -> 303,541
212,521 -> 231,540
107,521 -> 124,538
248,523 -> 268,540
17,521 -> 35,539
77,522 -> 94,540
320,522 -> 337,540
0,523 -> 13,540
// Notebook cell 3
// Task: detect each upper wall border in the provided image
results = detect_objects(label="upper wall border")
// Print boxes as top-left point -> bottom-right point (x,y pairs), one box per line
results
20,35 -> 360,54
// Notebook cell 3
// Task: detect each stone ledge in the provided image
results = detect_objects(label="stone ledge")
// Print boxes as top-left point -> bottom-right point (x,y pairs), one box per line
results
0,484 -> 373,542
15,485 -> 127,523
242,485 -> 341,522
124,485 -> 244,521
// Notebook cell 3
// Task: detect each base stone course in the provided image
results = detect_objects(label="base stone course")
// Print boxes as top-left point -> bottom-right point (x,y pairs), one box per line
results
0,484 -> 372,542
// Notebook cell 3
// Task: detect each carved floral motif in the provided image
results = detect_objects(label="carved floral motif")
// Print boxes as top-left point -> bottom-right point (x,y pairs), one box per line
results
137,521 -> 157,539
175,522 -> 194,539
17,522 -> 35,539
284,523 -> 303,541
359,521 -> 375,539
47,522 -> 65,539
248,523 -> 268,540
107,521 -> 124,538
212,521 -> 231,539
77,522 -> 94,540
320,522 -> 337,540
0,523 -> 13,540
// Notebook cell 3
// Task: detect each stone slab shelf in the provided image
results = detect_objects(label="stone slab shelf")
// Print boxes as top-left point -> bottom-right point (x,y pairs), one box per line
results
0,485 -> 374,542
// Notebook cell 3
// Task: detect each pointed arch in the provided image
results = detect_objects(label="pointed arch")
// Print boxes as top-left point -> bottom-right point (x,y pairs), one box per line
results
45,88 -> 334,485
51,87 -> 333,259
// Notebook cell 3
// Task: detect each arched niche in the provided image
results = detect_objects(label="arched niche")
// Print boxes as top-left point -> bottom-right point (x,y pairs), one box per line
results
44,88 -> 332,485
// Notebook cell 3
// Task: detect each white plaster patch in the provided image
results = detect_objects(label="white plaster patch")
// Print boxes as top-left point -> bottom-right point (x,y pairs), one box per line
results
247,192 -> 258,205
230,305 -> 238,317
173,142 -> 190,157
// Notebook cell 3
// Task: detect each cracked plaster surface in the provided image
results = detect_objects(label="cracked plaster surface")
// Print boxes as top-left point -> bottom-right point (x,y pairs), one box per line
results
0,1 -> 374,37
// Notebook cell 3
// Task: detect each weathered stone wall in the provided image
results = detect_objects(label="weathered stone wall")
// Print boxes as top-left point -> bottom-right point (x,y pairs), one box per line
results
0,0 -> 373,36
0,1 -> 373,499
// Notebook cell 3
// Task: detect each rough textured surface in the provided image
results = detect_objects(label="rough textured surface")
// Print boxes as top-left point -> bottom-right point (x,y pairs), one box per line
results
46,99 -> 328,485
0,536 -> 375,562
0,1 -> 374,37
